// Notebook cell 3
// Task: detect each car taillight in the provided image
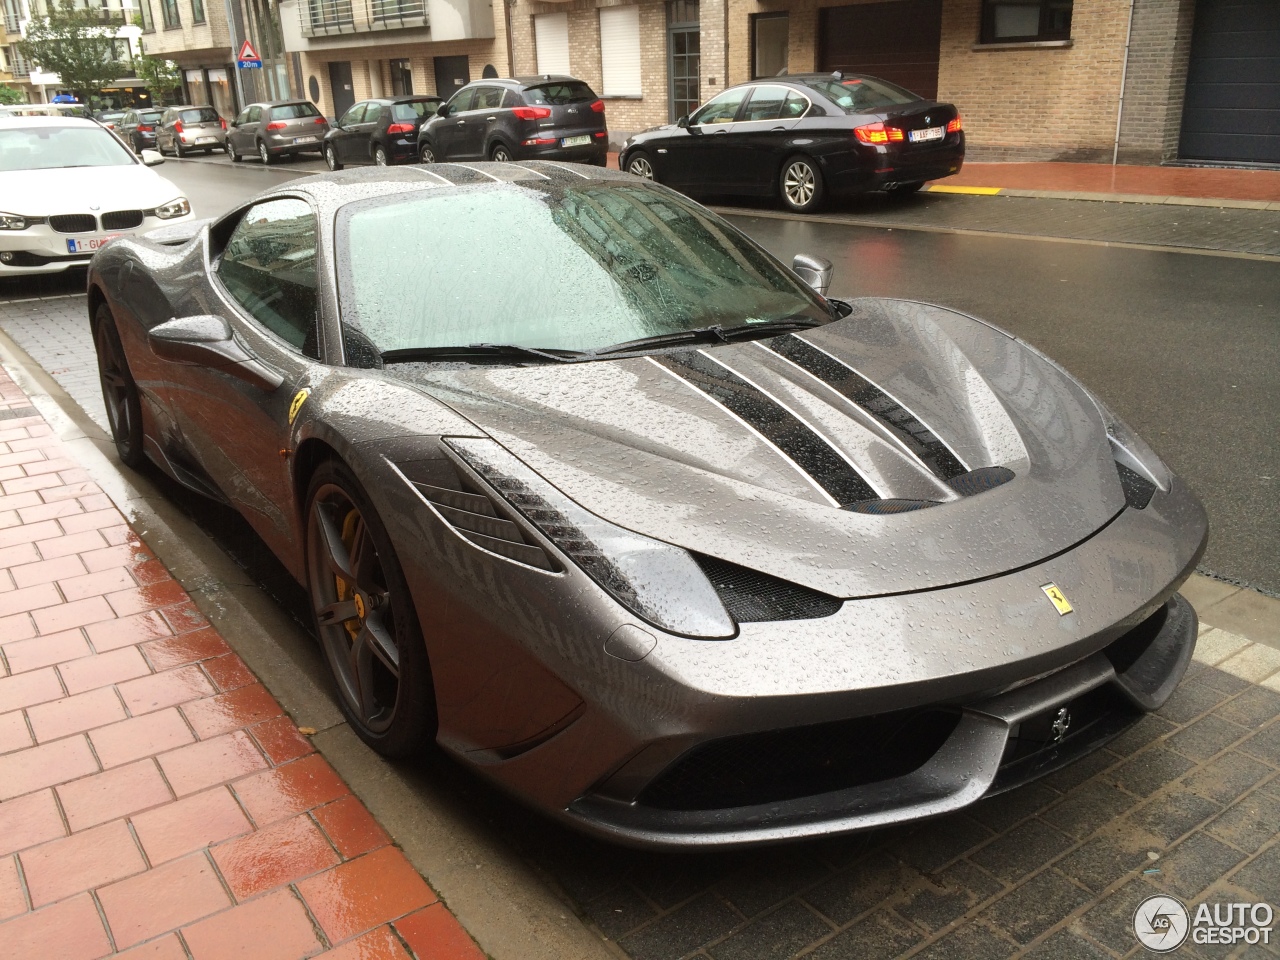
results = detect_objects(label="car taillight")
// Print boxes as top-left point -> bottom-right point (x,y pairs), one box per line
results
138,124 -> 154,132
947,115 -> 963,133
173,120 -> 183,133
594,131 -> 607,138
590,99 -> 605,113
521,137 -> 557,146
220,117 -> 227,131
266,121 -> 286,131
853,122 -> 903,144
314,116 -> 326,124
387,122 -> 414,134
513,106 -> 552,121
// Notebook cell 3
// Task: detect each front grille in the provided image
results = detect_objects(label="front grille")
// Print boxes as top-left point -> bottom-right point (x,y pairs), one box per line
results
1,251 -> 93,266
1103,601 -> 1169,675
995,685 -> 1139,782
694,554 -> 842,623
101,210 -> 144,230
49,214 -> 96,234
639,708 -> 961,810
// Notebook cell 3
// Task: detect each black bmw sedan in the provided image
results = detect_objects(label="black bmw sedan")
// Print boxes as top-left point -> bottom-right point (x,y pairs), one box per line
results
619,72 -> 964,213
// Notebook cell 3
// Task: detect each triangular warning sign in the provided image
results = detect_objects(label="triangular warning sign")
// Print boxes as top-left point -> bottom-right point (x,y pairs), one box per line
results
237,39 -> 260,62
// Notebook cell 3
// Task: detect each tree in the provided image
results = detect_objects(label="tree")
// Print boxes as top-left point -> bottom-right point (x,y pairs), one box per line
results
0,84 -> 26,105
17,0 -> 126,104
134,56 -> 181,106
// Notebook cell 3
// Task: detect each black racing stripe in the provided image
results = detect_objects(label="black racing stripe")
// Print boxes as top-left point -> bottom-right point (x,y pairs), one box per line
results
655,350 -> 878,505
766,334 -> 969,481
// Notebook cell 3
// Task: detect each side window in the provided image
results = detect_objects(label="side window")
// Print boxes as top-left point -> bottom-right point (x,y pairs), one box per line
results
502,89 -> 522,108
740,84 -> 789,122
473,86 -> 504,110
216,198 -> 320,359
364,103 -> 384,124
247,105 -> 262,123
690,88 -> 747,125
783,90 -> 810,119
340,102 -> 367,125
233,108 -> 250,126
447,88 -> 475,113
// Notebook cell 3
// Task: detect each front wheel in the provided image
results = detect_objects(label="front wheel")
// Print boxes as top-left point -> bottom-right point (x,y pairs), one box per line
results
227,139 -> 241,162
174,139 -> 185,158
258,140 -> 274,165
374,145 -> 389,166
324,143 -> 343,171
779,156 -> 825,213
92,304 -> 145,469
305,460 -> 436,757
419,143 -> 435,164
489,142 -> 512,162
626,151 -> 655,180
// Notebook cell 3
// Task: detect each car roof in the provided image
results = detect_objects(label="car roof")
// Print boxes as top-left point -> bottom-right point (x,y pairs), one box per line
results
247,100 -> 315,108
514,75 -> 585,87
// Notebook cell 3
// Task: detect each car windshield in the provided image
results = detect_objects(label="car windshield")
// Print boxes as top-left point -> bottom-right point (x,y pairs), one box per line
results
523,82 -> 596,105
801,76 -> 920,112
391,100 -> 439,121
336,183 -> 828,356
180,107 -> 219,123
272,102 -> 320,120
0,125 -> 136,171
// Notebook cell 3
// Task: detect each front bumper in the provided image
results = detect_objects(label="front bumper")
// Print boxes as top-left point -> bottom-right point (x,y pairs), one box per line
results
516,140 -> 609,165
1,216 -> 193,276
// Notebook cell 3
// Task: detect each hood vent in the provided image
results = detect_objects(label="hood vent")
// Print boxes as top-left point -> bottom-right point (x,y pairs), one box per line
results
413,480 -> 558,571
694,554 -> 842,623
946,466 -> 1015,496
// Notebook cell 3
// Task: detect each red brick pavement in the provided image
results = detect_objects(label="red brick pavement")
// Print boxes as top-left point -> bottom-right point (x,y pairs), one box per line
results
0,367 -> 483,960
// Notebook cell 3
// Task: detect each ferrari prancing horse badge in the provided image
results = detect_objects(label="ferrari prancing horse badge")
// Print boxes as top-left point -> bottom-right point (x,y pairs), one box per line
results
288,388 -> 310,426
1041,583 -> 1073,616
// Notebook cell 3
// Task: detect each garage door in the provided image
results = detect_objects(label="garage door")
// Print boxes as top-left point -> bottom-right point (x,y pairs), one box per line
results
818,0 -> 943,101
1179,0 -> 1280,164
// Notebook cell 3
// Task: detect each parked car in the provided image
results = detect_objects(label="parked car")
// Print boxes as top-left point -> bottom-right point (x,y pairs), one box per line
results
0,116 -> 192,277
156,105 -> 228,156
87,163 -> 1205,849
417,75 -> 607,165
94,110 -> 127,131
323,95 -> 443,169
118,108 -> 166,153
226,100 -> 329,164
619,72 -> 965,213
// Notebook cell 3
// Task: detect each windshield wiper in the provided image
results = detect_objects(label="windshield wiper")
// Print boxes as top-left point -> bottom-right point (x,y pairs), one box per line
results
593,317 -> 825,357
380,343 -> 590,364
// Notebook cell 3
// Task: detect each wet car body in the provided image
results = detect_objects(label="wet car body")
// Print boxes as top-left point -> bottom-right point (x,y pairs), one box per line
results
87,165 -> 1206,848
157,105 -> 228,156
118,108 -> 165,152
226,100 -> 329,164
620,72 -> 965,211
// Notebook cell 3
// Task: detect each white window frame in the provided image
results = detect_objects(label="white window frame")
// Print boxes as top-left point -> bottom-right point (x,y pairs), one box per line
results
534,12 -> 571,76
598,5 -> 642,98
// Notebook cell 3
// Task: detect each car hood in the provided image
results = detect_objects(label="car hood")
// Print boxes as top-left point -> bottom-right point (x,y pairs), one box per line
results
2,165 -> 184,216
395,299 -> 1127,598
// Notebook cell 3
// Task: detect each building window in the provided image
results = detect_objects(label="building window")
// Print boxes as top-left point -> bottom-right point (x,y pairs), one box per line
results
751,13 -> 787,79
160,0 -> 179,28
390,58 -> 412,94
667,0 -> 698,122
534,12 -> 570,76
980,0 -> 1071,43
191,0 -> 204,22
599,5 -> 642,97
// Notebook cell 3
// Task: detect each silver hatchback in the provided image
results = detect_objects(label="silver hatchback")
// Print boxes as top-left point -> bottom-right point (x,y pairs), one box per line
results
226,100 -> 329,164
156,105 -> 227,157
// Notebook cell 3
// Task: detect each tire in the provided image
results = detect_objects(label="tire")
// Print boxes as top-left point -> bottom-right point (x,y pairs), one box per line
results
92,304 -> 145,469
174,138 -> 185,158
626,151 -> 655,180
258,140 -> 274,165
203,148 -> 213,155
374,145 -> 388,166
305,459 -> 437,757
489,142 -> 512,162
324,143 -> 343,171
418,143 -> 435,163
779,155 -> 825,214
227,139 -> 241,163
887,181 -> 924,197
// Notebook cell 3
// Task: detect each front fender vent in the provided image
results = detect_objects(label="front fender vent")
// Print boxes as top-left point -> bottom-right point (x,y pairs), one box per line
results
1116,463 -> 1155,510
694,554 -> 842,623
414,480 -> 558,572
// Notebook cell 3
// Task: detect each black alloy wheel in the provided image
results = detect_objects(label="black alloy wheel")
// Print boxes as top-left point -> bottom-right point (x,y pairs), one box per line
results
92,304 -> 145,469
779,155 -> 825,213
374,145 -> 389,166
419,143 -> 435,163
324,143 -> 343,171
227,139 -> 241,162
490,143 -> 512,162
305,460 -> 436,757
626,152 -> 654,180
258,140 -> 274,165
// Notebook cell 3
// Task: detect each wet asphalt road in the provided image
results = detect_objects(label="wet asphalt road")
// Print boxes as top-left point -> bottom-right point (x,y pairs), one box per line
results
3,154 -> 1277,592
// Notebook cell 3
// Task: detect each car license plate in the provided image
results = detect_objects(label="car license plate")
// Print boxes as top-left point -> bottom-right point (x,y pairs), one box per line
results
293,135 -> 318,144
909,126 -> 944,143
197,136 -> 216,143
66,235 -> 122,253
561,135 -> 592,147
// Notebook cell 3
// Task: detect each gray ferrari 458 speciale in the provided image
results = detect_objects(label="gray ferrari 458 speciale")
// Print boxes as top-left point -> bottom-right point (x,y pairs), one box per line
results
88,163 -> 1207,848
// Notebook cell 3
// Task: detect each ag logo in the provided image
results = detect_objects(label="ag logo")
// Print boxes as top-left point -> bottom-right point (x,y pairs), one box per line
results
1134,895 -> 1190,952
1041,582 -> 1073,616
288,388 -> 310,426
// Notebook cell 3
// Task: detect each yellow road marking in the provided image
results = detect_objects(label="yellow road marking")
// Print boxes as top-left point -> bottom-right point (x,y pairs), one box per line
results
927,185 -> 1003,195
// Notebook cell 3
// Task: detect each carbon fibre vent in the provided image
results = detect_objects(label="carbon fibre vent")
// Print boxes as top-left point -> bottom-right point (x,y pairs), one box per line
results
414,481 -> 558,571
846,498 -> 939,515
694,555 -> 842,623
1116,463 -> 1156,510
946,466 -> 1015,496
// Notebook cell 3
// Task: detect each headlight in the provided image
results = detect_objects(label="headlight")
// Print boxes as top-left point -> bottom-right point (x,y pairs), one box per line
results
151,198 -> 191,220
445,438 -> 736,639
0,213 -> 35,230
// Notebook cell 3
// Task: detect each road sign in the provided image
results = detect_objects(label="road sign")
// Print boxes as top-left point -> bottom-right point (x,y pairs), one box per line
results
237,39 -> 262,69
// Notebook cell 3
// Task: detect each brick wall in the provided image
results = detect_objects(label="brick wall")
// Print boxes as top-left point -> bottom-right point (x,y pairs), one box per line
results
1115,0 -> 1195,164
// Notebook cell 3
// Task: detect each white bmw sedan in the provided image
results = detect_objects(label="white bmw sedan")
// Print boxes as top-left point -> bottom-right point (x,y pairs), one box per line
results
0,116 -> 194,277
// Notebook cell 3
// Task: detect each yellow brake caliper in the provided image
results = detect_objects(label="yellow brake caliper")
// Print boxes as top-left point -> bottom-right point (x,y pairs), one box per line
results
336,509 -> 361,641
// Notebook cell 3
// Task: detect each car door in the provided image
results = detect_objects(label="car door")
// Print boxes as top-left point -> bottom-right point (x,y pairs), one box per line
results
466,85 -> 508,158
732,85 -> 811,193
332,102 -> 367,161
354,102 -> 384,162
431,87 -> 475,160
168,197 -> 325,560
235,105 -> 263,152
119,111 -> 137,147
663,87 -> 749,192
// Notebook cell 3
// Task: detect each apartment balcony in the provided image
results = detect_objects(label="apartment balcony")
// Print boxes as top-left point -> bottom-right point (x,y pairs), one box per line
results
280,0 -> 490,50
299,0 -> 426,38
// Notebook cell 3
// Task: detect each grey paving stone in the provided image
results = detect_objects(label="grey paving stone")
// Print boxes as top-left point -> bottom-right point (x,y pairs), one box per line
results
618,893 -> 741,960
1151,833 -> 1247,900
1192,666 -> 1254,697
1226,842 -> 1280,904
1072,877 -> 1159,955
893,860 -> 1003,934
1128,790 -> 1223,846
907,922 -> 1016,960
890,816 -> 994,874
1207,791 -> 1280,853
803,855 -> 922,926
1167,714 -> 1251,763
1214,685 -> 1280,729
969,819 -> 1074,884
968,783 -> 1058,833
1047,780 -> 1140,841
1158,679 -> 1234,725
714,852 -> 832,917
1236,722 -> 1280,767
629,855 -> 741,910
1022,929 -> 1113,959
1180,752 -> 1275,805
1056,834 -> 1151,893
584,884 -> 660,940
707,900 -> 831,960
1038,747 -> 1120,794
1107,713 -> 1179,758
1108,749 -> 1197,798
805,910 -> 922,960
980,870 -> 1092,945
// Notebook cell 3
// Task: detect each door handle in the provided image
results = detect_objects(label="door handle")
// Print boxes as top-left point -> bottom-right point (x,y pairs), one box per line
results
486,116 -> 497,121
456,120 -> 466,124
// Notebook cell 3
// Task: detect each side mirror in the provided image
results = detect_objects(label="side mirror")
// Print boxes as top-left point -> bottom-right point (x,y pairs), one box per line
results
437,103 -> 452,118
140,149 -> 165,166
792,254 -> 833,297
148,315 -> 284,391
677,115 -> 689,128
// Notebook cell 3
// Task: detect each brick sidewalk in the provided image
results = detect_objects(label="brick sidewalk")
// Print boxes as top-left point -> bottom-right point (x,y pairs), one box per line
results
0,368 -> 482,960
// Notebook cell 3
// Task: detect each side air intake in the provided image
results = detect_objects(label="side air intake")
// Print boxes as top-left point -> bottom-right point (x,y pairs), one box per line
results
694,555 -> 842,623
413,481 -> 559,571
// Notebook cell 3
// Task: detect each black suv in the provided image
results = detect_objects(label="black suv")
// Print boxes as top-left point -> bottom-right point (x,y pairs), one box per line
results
417,76 -> 607,165
323,95 -> 443,169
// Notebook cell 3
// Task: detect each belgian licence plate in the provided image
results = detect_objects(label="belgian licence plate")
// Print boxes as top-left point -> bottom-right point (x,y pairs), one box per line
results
197,136 -> 217,143
909,126 -> 944,143
562,135 -> 592,147
293,135 -> 318,144
66,235 -> 122,253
